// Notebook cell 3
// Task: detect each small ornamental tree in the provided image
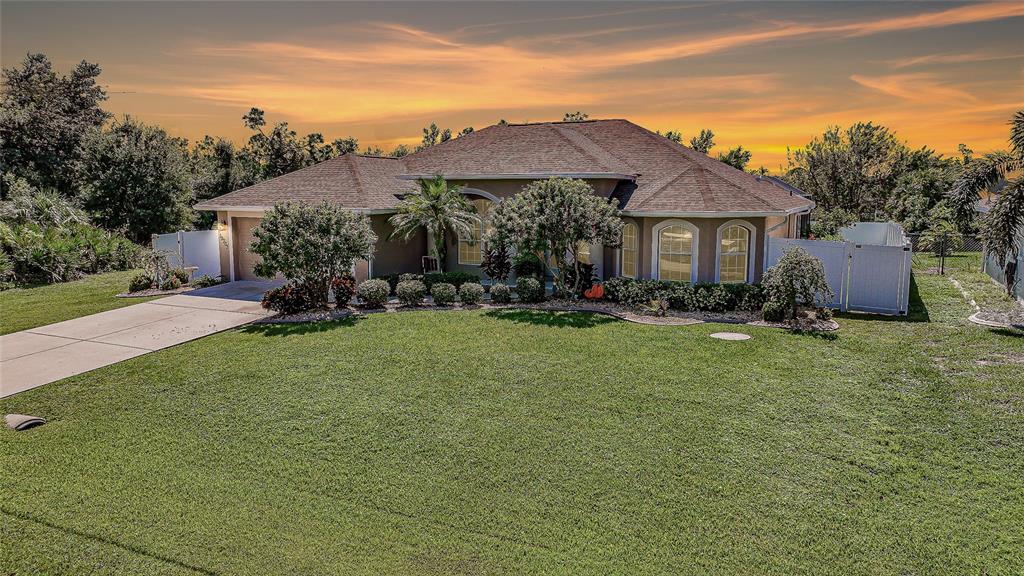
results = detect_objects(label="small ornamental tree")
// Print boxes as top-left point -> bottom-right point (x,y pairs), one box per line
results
488,178 -> 622,297
762,247 -> 834,321
251,202 -> 376,308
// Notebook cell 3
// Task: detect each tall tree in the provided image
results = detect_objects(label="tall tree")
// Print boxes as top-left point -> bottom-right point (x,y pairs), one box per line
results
190,136 -> 252,228
657,130 -> 683,144
332,136 -> 359,154
688,129 -> 715,154
563,111 -> 589,122
0,53 -> 110,197
949,111 -> 1024,295
717,146 -> 752,171
80,116 -> 194,242
387,175 -> 477,272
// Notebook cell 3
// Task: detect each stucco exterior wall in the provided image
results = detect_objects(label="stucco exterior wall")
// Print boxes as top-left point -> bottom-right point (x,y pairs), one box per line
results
368,214 -> 427,277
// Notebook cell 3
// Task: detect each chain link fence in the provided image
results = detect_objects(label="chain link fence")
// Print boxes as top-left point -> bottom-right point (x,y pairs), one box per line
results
907,232 -> 984,275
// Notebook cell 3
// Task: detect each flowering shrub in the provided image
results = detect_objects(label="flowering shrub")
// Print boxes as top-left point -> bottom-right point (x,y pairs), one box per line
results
357,278 -> 390,308
762,247 -> 833,321
489,282 -> 512,304
396,279 -> 426,306
515,277 -> 545,303
431,282 -> 457,306
459,282 -> 485,305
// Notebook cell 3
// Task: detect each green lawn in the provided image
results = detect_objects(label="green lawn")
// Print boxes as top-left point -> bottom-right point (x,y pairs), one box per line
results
0,270 -> 159,335
2,266 -> 1022,574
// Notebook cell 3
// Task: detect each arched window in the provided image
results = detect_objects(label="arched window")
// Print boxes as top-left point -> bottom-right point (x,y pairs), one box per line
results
621,222 -> 637,278
717,223 -> 752,283
658,225 -> 694,282
458,198 -> 492,265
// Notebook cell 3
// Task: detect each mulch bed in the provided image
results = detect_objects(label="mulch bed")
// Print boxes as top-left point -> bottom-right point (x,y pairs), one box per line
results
969,310 -> 1024,330
257,297 -> 839,332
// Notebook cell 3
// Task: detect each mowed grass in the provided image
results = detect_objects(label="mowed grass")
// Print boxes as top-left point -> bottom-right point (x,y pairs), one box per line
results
2,269 -> 1022,574
0,270 -> 159,335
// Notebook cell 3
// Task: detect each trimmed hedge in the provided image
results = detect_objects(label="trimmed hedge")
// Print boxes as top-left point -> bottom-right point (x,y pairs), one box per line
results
459,282 -> 484,305
515,277 -> 545,303
431,282 -> 457,306
489,283 -> 512,304
396,279 -> 426,306
357,279 -> 390,308
602,277 -> 765,313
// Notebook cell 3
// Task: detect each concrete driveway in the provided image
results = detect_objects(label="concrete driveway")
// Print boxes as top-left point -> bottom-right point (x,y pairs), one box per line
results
0,280 -> 281,398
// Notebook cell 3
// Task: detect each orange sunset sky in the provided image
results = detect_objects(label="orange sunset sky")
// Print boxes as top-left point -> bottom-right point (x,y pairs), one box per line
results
3,1 -> 1023,169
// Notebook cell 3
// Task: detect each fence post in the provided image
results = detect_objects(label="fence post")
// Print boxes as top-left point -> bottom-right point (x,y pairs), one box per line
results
939,233 -> 946,275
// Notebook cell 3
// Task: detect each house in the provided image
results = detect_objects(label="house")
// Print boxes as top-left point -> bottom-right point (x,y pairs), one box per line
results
195,119 -> 814,285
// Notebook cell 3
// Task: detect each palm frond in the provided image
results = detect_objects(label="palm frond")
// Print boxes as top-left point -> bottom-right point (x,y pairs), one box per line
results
981,175 -> 1024,263
948,150 -> 1018,228
1010,110 -> 1024,159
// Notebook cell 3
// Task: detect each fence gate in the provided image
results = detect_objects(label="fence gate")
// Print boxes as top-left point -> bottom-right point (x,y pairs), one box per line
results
767,236 -> 911,315
151,230 -> 221,278
846,243 -> 912,315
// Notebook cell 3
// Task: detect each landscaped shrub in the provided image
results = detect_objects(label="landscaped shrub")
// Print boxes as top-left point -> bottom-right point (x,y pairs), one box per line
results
0,252 -> 13,291
723,283 -> 765,311
762,299 -> 787,322
373,273 -> 401,294
191,275 -> 224,289
431,282 -> 457,306
330,275 -> 356,305
515,277 -> 545,303
159,275 -> 182,291
396,279 -> 426,306
690,283 -> 730,312
665,283 -> 694,311
357,278 -> 390,308
489,282 -> 512,304
399,273 -> 423,283
459,282 -> 484,305
250,201 -> 376,308
128,272 -> 154,293
762,247 -> 834,321
615,278 -> 671,306
170,267 -> 190,285
261,282 -> 320,314
424,271 -> 479,292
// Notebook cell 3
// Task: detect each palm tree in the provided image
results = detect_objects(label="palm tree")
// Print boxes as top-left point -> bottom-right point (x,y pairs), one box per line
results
388,175 -> 477,272
949,111 -> 1024,295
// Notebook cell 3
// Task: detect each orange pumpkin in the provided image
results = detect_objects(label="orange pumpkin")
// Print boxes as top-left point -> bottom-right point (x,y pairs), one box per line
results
584,283 -> 605,300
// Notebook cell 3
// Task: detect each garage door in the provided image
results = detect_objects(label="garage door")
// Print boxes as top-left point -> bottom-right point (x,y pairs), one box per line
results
233,217 -> 263,280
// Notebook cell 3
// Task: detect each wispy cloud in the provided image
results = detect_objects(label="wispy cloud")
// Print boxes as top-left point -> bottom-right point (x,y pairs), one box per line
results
883,51 -> 1024,69
849,73 -> 979,104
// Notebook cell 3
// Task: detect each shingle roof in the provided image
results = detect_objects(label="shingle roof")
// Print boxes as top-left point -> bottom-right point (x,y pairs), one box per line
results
196,119 -> 813,215
193,154 -> 415,211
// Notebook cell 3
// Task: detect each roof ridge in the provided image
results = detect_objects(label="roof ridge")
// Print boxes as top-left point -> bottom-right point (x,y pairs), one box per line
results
632,166 -> 695,210
345,154 -> 369,207
547,124 -> 630,174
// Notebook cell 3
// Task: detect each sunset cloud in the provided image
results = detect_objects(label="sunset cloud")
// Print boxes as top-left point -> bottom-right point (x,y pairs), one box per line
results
5,1 -> 1021,167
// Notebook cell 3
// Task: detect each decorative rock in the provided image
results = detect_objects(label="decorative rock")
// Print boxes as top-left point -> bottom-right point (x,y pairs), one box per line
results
5,413 -> 45,431
709,332 -> 751,341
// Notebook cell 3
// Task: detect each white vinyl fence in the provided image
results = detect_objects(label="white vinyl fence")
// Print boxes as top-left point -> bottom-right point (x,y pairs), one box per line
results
152,230 -> 221,278
767,222 -> 913,315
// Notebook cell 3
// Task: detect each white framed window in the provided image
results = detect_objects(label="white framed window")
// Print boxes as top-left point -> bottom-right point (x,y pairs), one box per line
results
656,223 -> 696,282
715,220 -> 756,284
458,198 -> 492,265
621,222 -> 637,278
